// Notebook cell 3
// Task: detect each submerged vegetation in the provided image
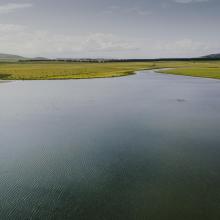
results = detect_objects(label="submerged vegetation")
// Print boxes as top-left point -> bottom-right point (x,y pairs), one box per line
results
0,60 -> 220,80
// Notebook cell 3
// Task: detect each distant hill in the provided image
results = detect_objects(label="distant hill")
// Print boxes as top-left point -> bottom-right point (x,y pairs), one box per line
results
0,53 -> 26,61
1,52 -> 220,62
31,57 -> 49,61
201,53 -> 220,59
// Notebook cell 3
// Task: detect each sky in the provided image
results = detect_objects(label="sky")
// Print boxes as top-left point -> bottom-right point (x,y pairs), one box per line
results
0,0 -> 219,58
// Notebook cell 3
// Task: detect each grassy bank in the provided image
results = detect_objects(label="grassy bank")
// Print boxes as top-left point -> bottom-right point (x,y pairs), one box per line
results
0,61 -> 220,80
0,62 -> 152,80
158,67 -> 220,79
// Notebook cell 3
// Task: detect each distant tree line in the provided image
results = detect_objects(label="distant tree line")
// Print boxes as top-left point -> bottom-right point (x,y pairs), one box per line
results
19,57 -> 220,63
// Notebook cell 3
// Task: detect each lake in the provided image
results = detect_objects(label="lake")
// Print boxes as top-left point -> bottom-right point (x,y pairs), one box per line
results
0,70 -> 220,219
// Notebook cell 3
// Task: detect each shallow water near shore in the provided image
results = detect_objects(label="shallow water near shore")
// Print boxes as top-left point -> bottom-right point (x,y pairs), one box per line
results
0,70 -> 220,219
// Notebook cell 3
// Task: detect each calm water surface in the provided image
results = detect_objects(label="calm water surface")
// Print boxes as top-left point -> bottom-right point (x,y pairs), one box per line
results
0,71 -> 220,219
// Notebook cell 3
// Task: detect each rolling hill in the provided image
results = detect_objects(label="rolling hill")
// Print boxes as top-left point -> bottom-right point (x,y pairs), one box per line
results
0,53 -> 26,61
201,53 -> 220,59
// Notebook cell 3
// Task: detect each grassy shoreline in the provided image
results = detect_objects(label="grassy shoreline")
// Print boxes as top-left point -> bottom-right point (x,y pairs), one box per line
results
0,61 -> 220,80
158,67 -> 220,80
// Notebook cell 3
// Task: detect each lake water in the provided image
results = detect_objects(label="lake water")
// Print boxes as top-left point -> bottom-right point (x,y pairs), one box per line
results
0,70 -> 220,219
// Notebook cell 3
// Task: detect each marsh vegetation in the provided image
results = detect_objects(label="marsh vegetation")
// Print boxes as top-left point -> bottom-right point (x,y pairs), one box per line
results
0,60 -> 220,80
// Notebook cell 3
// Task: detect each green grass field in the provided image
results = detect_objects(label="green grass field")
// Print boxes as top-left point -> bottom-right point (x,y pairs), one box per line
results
0,61 -> 220,80
159,67 -> 220,79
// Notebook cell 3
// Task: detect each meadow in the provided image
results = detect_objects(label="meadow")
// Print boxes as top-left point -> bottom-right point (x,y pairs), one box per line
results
0,60 -> 220,80
159,67 -> 220,79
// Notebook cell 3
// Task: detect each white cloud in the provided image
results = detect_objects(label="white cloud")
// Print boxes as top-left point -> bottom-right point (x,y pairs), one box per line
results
0,3 -> 32,14
0,24 -> 26,32
0,23 -> 218,58
82,33 -> 138,52
0,24 -> 138,57
154,39 -> 219,57
173,0 -> 209,3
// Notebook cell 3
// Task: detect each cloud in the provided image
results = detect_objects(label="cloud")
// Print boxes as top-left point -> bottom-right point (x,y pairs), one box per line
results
0,3 -> 32,14
0,23 -> 218,58
124,7 -> 151,16
0,24 -> 26,32
103,6 -> 151,16
154,38 -> 219,57
82,33 -> 138,52
173,0 -> 209,3
0,24 -> 138,57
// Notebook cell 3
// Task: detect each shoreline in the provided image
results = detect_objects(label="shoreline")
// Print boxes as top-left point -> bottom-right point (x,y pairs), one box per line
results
0,61 -> 220,80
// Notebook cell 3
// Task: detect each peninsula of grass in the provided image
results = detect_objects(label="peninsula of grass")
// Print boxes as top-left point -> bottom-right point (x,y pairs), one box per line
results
0,60 -> 220,80
158,67 -> 220,79
0,62 -> 153,80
